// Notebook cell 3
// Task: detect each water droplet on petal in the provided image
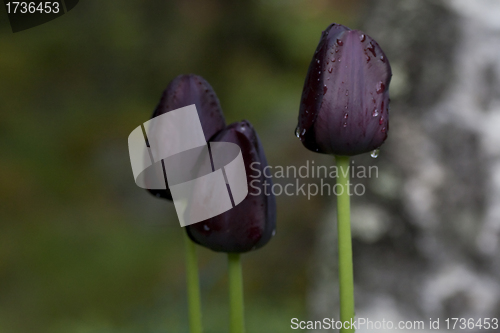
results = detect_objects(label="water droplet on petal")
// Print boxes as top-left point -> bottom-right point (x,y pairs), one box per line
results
336,39 -> 343,46
328,67 -> 333,73
345,90 -> 349,96
379,116 -> 384,125
371,148 -> 380,158
366,55 -> 371,63
317,59 -> 320,64
376,81 -> 386,94
380,55 -> 386,62
367,42 -> 376,57
372,109 -> 379,117
295,126 -> 301,138
203,224 -> 210,231
343,122 -> 347,128
323,85 -> 328,95
344,113 -> 348,119
381,127 -> 386,133
360,34 -> 366,42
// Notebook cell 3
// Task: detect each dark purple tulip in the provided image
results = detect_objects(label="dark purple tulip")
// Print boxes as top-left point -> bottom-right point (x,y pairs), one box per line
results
186,121 -> 277,253
148,74 -> 226,200
296,23 -> 392,156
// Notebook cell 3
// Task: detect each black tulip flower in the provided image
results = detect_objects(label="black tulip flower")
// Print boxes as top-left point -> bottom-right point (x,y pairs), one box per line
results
148,74 -> 226,200
186,121 -> 277,253
296,23 -> 392,156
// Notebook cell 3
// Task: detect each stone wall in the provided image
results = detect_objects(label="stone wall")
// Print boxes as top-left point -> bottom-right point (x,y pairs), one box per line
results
309,1 -> 500,331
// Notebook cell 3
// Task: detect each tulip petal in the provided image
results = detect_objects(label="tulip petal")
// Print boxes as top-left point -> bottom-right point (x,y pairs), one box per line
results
148,74 -> 226,200
186,121 -> 276,253
297,24 -> 392,156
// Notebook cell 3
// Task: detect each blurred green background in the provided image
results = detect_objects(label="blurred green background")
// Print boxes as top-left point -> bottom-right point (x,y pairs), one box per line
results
0,1 -> 363,332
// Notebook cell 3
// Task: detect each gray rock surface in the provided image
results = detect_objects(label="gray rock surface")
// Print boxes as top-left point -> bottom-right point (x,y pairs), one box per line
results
309,0 -> 500,331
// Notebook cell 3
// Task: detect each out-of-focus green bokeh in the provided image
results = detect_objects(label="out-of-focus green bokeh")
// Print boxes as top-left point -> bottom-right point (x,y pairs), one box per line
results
0,1 -> 362,332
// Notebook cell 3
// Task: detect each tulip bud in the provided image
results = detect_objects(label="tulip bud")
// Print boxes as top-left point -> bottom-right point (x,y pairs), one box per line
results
148,74 -> 226,200
296,23 -> 392,156
186,121 -> 277,253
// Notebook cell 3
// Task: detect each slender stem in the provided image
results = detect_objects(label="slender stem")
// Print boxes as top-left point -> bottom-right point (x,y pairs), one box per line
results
335,155 -> 355,332
228,253 -> 245,333
184,232 -> 203,333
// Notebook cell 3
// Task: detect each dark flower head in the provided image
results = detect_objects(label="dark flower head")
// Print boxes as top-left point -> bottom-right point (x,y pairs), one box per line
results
186,120 -> 277,253
297,23 -> 392,156
148,74 -> 226,200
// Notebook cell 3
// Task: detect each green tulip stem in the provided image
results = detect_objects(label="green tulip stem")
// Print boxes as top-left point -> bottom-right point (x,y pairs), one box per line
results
184,232 -> 203,333
228,253 -> 245,333
335,155 -> 355,333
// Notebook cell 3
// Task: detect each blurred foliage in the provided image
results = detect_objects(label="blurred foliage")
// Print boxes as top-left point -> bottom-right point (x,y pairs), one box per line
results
0,0 -> 363,332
